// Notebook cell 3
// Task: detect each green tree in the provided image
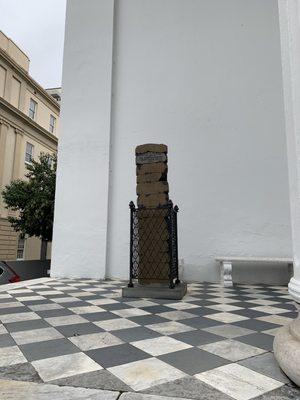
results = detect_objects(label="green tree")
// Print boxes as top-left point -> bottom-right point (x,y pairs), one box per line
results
2,154 -> 57,260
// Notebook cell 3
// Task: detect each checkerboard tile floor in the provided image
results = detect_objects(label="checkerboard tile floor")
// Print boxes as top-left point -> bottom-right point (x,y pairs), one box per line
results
0,279 -> 299,400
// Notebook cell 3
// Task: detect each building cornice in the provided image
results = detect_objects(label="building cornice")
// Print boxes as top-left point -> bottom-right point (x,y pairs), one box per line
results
0,97 -> 58,146
0,48 -> 60,112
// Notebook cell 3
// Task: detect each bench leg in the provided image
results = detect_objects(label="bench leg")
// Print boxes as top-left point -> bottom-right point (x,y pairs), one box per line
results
221,261 -> 233,287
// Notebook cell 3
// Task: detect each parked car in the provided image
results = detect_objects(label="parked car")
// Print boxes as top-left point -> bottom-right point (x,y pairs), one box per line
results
0,261 -> 21,284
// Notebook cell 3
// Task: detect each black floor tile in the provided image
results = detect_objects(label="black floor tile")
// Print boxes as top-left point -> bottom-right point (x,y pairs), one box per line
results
20,338 -> 79,361
159,347 -> 229,374
86,343 -> 150,368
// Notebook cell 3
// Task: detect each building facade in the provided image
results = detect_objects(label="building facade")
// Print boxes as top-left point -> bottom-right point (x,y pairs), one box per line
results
49,0 -> 300,386
0,31 -> 59,261
52,0 -> 292,284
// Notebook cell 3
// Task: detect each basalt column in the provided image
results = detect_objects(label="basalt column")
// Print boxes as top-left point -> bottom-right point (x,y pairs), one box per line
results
136,144 -> 169,284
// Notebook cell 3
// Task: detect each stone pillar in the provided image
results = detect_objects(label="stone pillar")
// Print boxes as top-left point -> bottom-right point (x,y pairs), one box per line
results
135,144 -> 169,283
274,0 -> 300,386
12,128 -> 24,181
0,119 -> 9,187
51,0 -> 115,279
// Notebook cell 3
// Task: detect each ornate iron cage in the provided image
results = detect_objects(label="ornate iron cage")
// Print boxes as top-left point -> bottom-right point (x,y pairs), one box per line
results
128,200 -> 179,288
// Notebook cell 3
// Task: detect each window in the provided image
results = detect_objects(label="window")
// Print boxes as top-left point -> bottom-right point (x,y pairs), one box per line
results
0,65 -> 6,97
17,236 -> 26,260
29,98 -> 37,120
25,142 -> 34,163
11,77 -> 21,108
49,114 -> 56,133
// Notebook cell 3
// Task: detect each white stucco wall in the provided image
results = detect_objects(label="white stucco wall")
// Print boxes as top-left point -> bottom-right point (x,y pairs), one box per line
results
51,0 -> 114,279
52,0 -> 292,282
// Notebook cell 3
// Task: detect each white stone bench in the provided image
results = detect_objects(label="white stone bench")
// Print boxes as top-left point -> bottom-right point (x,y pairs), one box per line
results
215,256 -> 293,287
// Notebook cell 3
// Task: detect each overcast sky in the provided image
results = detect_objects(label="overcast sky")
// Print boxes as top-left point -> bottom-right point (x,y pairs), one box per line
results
0,0 -> 66,88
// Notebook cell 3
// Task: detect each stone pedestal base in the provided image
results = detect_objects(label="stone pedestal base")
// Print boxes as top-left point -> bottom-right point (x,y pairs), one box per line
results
122,282 -> 187,300
274,311 -> 300,387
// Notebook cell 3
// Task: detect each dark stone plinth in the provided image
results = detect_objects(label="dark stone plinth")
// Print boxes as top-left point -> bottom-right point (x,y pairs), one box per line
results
122,282 -> 187,300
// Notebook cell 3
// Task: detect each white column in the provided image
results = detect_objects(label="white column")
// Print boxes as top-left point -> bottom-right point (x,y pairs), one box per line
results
274,0 -> 300,386
51,0 -> 115,279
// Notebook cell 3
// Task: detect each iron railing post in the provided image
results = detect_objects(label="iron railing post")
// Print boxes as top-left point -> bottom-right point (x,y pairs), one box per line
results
128,201 -> 135,287
174,205 -> 180,284
167,200 -> 175,288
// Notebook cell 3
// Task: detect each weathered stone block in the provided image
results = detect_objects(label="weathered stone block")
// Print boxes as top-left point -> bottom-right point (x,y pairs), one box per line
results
136,152 -> 167,164
136,163 -> 167,175
137,194 -> 169,208
137,173 -> 164,183
136,143 -> 168,154
137,182 -> 169,195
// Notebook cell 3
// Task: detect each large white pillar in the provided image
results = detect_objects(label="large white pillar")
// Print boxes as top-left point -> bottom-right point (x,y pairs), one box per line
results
274,0 -> 300,386
51,0 -> 115,279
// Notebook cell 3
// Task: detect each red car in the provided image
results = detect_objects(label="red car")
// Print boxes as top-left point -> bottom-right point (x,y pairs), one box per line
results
0,261 -> 21,284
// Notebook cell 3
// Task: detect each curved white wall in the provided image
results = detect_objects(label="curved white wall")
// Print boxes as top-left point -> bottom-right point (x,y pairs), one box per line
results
52,0 -> 292,282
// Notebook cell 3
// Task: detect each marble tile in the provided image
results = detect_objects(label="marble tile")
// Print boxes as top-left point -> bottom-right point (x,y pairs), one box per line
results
16,296 -> 47,302
248,299 -> 280,306
31,352 -> 102,381
0,345 -> 27,367
0,378 -> 118,400
143,376 -> 233,400
163,302 -> 199,310
157,311 -> 196,321
131,336 -> 192,356
0,301 -> 24,309
69,332 -> 123,351
254,385 -> 300,399
11,327 -> 63,345
124,300 -> 158,308
68,291 -> 96,297
28,303 -> 63,311
235,333 -> 274,352
256,315 -> 292,326
207,304 -> 243,312
250,306 -> 289,315
51,369 -> 131,391
8,289 -> 33,294
244,294 -> 273,300
0,362 -> 43,383
36,290 -> 64,295
0,311 -> 40,323
0,325 -> 7,335
146,321 -> 195,335
159,347 -> 229,374
108,357 -> 186,391
262,327 -> 280,336
112,308 -> 151,318
45,315 -> 88,326
239,353 -> 291,384
50,297 -> 82,303
94,318 -> 139,331
0,294 -> 12,299
205,312 -> 249,324
195,363 -> 283,400
208,297 -> 239,304
87,298 -> 118,305
101,292 -> 121,299
120,394 -> 188,400
202,324 -> 255,339
180,296 -> 199,302
68,306 -> 105,314
199,339 -> 266,361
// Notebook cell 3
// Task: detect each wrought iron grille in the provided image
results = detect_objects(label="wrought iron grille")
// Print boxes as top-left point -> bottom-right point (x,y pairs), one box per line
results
128,200 -> 179,288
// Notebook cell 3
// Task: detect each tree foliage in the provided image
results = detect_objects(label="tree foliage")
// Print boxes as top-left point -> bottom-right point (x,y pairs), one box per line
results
2,154 -> 56,242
